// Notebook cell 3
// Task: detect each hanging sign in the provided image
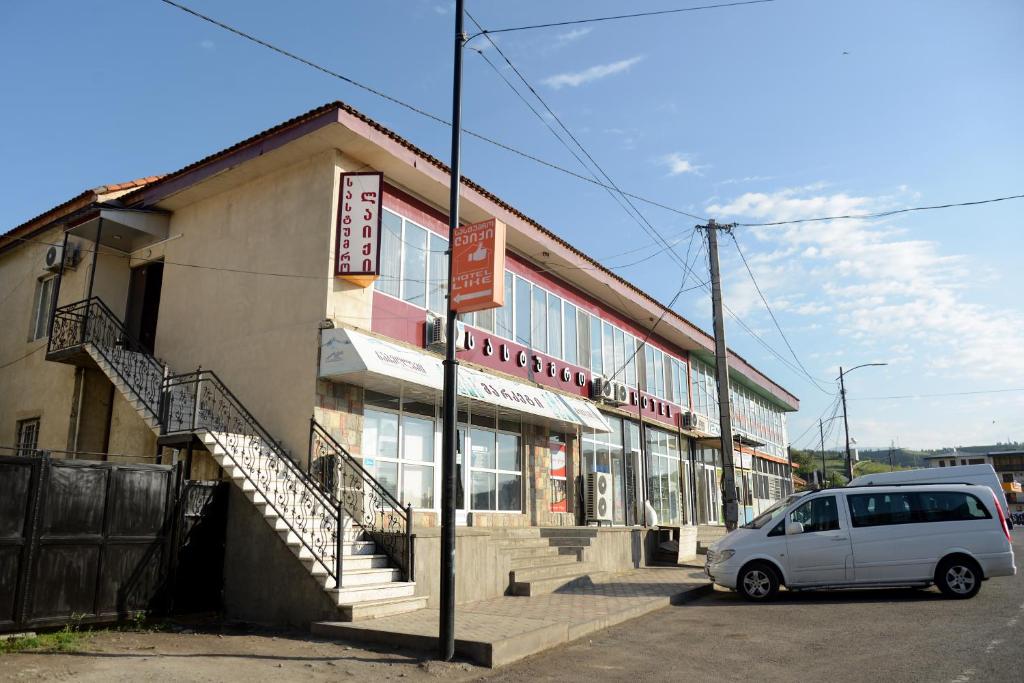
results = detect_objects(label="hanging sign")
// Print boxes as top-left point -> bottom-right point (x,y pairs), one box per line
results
450,218 -> 506,313
335,171 -> 383,285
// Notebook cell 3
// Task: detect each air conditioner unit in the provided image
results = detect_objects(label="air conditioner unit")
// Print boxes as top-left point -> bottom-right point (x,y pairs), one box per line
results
590,377 -> 627,406
681,411 -> 710,434
426,315 -> 467,352
43,243 -> 80,272
585,472 -> 613,524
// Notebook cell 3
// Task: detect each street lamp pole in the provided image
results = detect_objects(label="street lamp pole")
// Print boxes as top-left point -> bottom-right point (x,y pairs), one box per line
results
838,363 -> 887,481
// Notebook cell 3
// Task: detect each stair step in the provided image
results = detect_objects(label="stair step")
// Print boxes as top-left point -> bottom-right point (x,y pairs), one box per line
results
343,541 -> 377,556
342,554 -> 391,570
339,568 -> 403,587
547,537 -> 593,547
511,571 -> 612,597
492,538 -> 551,549
510,559 -> 586,582
505,545 -> 561,560
330,581 -> 416,604
509,554 -> 579,571
539,528 -> 599,538
336,596 -> 428,622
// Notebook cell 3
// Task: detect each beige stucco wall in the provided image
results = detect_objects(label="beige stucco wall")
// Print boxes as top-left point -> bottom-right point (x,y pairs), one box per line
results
153,148 -> 345,462
0,227 -> 83,453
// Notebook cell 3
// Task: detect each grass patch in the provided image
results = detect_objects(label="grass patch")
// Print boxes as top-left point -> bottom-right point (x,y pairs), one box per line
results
0,615 -> 93,655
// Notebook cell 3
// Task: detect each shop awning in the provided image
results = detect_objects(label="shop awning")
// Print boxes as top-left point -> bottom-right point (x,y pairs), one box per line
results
319,327 -> 611,432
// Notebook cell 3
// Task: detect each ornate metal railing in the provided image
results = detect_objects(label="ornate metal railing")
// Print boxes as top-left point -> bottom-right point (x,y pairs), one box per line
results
309,419 -> 414,581
48,298 -> 166,421
163,370 -> 342,587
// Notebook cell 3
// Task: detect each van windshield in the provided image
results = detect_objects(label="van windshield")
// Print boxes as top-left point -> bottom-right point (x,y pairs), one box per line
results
743,493 -> 803,529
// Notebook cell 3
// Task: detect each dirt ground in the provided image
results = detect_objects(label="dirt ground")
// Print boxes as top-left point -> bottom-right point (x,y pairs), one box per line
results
0,624 -> 486,682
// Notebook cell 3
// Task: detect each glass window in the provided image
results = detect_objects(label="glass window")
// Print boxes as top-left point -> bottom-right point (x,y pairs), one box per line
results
789,496 -> 840,533
624,336 -> 637,387
476,307 -> 495,333
496,271 -> 514,339
470,428 -> 496,469
613,328 -> 626,383
602,322 -> 614,378
549,434 -> 568,513
514,276 -> 531,346
401,222 -> 427,307
576,309 -> 590,369
30,277 -> 54,341
590,316 -> 602,374
378,210 -> 402,298
498,473 -> 522,511
427,233 -> 448,316
468,422 -> 521,512
498,432 -> 520,471
402,415 -> 434,462
547,293 -> 562,359
471,471 -> 496,511
643,346 -> 655,393
563,302 -> 578,365
16,417 -> 40,456
403,464 -> 434,509
364,409 -> 398,459
362,399 -> 436,510
916,492 -> 991,523
531,287 -> 547,353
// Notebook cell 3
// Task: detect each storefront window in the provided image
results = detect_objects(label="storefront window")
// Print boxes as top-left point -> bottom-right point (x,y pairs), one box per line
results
362,392 -> 435,510
515,276 -> 531,347
468,413 -> 522,512
531,286 -> 547,354
549,434 -> 568,513
645,426 -> 685,526
563,304 -> 577,366
583,416 -> 628,524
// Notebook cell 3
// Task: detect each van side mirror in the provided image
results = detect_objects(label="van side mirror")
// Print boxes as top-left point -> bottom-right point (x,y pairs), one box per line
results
786,521 -> 805,535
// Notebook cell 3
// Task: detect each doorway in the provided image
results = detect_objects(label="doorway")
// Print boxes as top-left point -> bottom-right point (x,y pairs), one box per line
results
124,260 -> 164,353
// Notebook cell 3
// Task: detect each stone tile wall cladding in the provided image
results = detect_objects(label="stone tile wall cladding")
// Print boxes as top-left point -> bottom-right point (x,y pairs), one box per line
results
314,380 -> 585,529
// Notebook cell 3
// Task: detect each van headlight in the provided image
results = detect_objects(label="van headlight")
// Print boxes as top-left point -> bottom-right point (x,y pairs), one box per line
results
717,549 -> 735,562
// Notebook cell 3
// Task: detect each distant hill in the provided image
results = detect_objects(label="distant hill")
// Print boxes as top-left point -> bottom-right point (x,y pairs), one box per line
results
789,443 -> 1024,484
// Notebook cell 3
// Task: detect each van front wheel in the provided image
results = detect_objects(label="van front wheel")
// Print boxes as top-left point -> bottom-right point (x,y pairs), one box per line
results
737,562 -> 780,601
936,557 -> 982,599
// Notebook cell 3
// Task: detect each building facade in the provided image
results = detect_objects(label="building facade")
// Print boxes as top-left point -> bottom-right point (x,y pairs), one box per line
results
0,103 -> 799,610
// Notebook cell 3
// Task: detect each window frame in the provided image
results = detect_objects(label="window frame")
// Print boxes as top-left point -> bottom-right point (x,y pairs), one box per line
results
16,417 -> 41,456
29,276 -> 55,342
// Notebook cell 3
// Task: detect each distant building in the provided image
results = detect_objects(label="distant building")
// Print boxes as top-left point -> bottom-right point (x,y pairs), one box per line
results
989,450 -> 1024,513
923,451 -> 991,468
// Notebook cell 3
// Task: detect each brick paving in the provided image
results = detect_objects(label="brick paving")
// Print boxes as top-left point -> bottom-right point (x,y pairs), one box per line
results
313,566 -> 710,667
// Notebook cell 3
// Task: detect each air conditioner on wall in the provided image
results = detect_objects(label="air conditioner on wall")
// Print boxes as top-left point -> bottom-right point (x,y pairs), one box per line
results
585,472 -> 613,524
43,243 -> 80,272
590,377 -> 627,406
426,314 -> 467,352
681,411 -> 710,434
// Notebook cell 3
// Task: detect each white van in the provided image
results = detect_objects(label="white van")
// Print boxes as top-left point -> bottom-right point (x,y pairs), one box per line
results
849,465 -> 1011,524
705,483 -> 1015,601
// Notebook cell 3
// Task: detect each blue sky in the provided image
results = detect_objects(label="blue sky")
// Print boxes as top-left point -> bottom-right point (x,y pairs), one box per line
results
3,0 -> 1022,450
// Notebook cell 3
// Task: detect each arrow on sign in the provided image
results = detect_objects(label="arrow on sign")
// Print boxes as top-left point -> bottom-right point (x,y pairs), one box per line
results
453,290 -> 492,304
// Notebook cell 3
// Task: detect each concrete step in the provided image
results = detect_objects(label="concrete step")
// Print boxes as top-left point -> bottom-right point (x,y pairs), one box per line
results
505,545 -> 561,560
510,559 -> 587,583
492,538 -> 551,549
330,581 -> 416,604
343,541 -> 378,556
492,529 -> 542,539
509,553 -> 579,571
342,554 -> 391,570
539,528 -> 599,539
336,596 -> 428,622
511,571 -> 612,597
340,568 -> 403,587
547,537 -> 593,548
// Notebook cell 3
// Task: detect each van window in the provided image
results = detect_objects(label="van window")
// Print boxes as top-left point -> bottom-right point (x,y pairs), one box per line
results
917,492 -> 991,523
848,491 -> 992,527
789,496 -> 839,533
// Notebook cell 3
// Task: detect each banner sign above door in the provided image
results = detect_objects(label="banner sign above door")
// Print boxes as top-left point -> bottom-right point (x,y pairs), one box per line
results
335,171 -> 383,286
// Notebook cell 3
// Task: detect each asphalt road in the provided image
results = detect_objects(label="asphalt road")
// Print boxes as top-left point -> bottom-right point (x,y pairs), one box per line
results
481,531 -> 1024,683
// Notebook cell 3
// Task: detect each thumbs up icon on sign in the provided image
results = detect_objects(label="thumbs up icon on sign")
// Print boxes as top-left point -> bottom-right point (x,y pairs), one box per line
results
468,243 -> 488,262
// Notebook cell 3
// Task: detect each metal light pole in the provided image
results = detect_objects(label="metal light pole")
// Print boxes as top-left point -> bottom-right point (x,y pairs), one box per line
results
439,0 -> 465,662
839,363 -> 887,481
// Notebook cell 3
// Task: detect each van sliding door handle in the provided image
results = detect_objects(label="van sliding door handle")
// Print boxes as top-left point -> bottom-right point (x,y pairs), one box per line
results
830,536 -> 848,541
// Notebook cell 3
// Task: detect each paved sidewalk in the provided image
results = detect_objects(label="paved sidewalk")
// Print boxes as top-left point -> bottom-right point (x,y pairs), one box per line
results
313,566 -> 710,667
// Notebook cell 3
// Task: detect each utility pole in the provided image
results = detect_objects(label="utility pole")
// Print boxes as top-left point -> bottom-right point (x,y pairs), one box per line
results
819,418 -> 827,488
839,366 -> 853,481
703,220 -> 739,530
439,0 -> 464,663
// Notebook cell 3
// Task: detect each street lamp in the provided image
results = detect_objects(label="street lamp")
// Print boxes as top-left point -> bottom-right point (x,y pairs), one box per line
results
839,363 -> 888,481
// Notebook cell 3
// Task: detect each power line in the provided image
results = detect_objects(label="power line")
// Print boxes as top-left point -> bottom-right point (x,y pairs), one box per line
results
155,0 -> 705,222
737,193 -> 1024,227
472,0 -> 777,37
788,394 -> 840,448
730,231 -> 833,391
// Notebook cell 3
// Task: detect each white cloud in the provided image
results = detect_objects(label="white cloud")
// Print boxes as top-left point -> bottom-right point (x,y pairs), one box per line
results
660,153 -> 701,176
555,27 -> 593,44
542,56 -> 644,89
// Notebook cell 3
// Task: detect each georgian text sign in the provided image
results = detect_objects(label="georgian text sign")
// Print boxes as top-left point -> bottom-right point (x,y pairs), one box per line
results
335,171 -> 383,286
450,218 -> 506,313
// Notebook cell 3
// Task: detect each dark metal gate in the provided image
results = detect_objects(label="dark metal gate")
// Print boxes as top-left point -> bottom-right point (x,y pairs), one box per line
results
0,453 -> 184,632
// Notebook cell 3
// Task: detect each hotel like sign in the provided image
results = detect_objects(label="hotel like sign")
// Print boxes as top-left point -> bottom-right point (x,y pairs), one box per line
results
450,218 -> 506,313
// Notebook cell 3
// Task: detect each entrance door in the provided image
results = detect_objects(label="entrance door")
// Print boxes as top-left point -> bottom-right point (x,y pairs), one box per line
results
784,494 -> 853,586
700,464 -> 720,524
124,260 -> 163,353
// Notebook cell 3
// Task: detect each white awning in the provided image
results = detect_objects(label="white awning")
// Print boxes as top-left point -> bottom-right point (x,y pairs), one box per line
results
319,327 -> 610,432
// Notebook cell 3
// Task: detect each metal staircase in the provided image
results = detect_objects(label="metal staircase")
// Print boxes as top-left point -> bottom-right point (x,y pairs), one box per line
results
47,298 -> 422,620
